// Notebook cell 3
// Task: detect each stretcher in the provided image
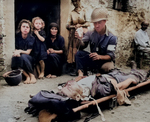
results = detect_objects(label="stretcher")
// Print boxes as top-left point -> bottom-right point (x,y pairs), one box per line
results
26,79 -> 150,122
73,79 -> 150,112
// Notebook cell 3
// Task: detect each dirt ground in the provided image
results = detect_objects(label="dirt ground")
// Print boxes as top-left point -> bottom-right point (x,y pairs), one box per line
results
0,69 -> 150,122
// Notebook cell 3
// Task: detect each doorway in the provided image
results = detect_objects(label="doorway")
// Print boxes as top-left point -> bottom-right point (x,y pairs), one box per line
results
15,0 -> 60,35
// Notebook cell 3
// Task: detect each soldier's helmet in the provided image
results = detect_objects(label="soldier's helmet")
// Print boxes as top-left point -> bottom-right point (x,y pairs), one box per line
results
91,7 -> 108,23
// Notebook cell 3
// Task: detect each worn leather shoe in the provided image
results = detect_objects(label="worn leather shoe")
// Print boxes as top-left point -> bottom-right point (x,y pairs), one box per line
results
129,60 -> 137,69
70,71 -> 77,76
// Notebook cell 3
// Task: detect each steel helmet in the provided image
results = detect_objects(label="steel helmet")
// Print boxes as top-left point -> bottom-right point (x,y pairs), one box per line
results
3,69 -> 22,86
91,7 -> 108,23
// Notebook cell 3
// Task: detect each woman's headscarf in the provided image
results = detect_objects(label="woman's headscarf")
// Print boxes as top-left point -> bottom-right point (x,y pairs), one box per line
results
48,22 -> 60,38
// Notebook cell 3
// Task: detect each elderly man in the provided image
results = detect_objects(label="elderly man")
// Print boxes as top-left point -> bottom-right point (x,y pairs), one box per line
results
135,20 -> 150,52
75,7 -> 117,76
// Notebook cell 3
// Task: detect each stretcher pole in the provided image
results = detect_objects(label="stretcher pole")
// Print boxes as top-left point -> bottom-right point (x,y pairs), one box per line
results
125,79 -> 150,92
73,79 -> 150,112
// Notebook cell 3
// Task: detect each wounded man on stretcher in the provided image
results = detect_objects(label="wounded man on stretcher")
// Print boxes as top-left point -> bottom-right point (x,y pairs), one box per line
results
24,61 -> 150,122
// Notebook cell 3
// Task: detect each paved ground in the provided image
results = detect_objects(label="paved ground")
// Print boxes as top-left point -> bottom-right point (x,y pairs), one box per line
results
0,71 -> 150,122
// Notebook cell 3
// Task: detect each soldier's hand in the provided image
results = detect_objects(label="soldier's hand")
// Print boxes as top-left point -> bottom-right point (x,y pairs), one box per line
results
89,52 -> 101,60
75,30 -> 83,40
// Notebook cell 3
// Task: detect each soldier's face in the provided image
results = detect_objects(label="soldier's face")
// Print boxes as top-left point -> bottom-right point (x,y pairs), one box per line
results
93,20 -> 106,34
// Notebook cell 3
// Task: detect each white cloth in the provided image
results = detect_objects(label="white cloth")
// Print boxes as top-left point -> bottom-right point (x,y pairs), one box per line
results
77,75 -> 96,89
77,75 -> 96,100
134,29 -> 150,51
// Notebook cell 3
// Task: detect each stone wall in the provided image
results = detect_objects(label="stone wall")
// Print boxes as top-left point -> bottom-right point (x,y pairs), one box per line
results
108,10 -> 145,68
60,0 -> 72,48
0,0 -> 5,77
107,0 -> 150,68
3,0 -> 15,70
0,0 -> 15,78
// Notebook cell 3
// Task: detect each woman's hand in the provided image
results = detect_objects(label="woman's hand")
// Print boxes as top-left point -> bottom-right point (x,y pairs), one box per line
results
47,50 -> 50,54
13,50 -> 21,57
49,48 -> 55,54
75,24 -> 81,28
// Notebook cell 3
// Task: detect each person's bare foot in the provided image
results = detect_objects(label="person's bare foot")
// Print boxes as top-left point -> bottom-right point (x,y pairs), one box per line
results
24,76 -> 31,84
46,74 -> 51,78
30,74 -> 36,84
96,73 -> 101,77
129,60 -> 137,69
78,70 -> 83,76
50,75 -> 57,78
38,72 -> 44,79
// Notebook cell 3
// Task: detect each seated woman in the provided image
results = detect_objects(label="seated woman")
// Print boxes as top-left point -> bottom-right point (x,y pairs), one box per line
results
44,23 -> 66,78
11,19 -> 36,84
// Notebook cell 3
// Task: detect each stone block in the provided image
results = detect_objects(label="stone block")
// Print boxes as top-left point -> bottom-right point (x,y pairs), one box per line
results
107,0 -> 114,9
0,5 -> 3,19
0,58 -> 4,62
0,65 -> 5,72
0,23 -> 2,34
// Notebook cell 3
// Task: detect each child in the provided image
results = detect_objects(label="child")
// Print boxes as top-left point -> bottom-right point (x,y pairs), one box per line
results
32,17 -> 47,79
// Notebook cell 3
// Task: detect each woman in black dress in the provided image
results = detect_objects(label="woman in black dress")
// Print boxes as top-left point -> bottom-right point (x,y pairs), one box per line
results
11,19 -> 36,84
45,23 -> 66,78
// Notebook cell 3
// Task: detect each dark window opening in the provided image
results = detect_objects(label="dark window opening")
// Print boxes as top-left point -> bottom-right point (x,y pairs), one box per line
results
15,0 -> 60,35
113,0 -> 128,12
